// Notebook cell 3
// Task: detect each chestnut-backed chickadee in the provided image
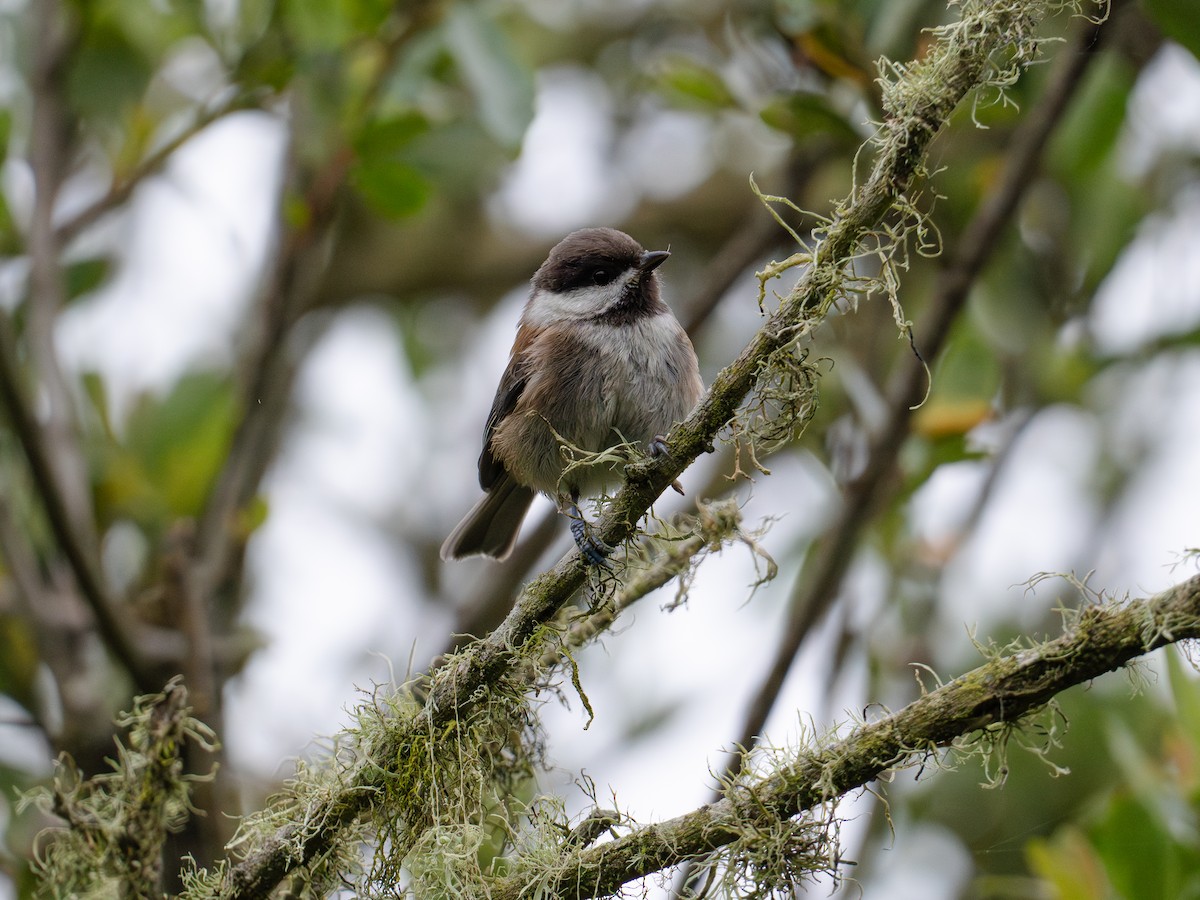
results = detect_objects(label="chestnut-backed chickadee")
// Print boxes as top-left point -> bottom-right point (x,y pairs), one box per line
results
440,227 -> 704,564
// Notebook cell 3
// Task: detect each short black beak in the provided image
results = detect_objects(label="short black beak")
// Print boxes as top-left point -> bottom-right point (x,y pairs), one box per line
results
639,250 -> 670,273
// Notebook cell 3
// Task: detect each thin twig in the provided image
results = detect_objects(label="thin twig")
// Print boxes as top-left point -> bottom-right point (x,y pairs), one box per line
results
54,91 -> 269,247
27,0 -> 94,538
0,311 -> 153,690
191,0 -> 448,611
4,0 -> 153,691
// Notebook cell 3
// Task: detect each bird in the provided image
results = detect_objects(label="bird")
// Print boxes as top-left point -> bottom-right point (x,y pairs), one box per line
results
440,227 -> 704,564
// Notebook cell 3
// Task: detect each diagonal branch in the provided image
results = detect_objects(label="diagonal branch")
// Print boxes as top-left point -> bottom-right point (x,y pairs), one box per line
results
488,573 -> 1200,899
0,311 -> 154,691
188,142 -> 339,602
4,0 -> 155,692
208,3 -> 1083,894
719,5 -> 1115,780
190,0 -> 448,613
54,91 -> 270,248
444,161 -> 810,655
27,0 -> 94,541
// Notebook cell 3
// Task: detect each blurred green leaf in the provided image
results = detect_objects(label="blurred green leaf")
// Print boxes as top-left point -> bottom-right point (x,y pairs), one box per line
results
973,257 -> 1054,354
1026,827 -> 1112,900
399,118 -> 511,198
0,614 -> 39,713
1143,0 -> 1200,61
1048,55 -> 1133,178
343,0 -> 393,33
1068,158 -> 1146,297
0,192 -> 17,255
64,259 -> 111,301
234,27 -> 296,92
927,324 -> 1002,406
234,0 -> 277,45
444,4 -> 534,151
760,93 -> 861,145
235,494 -> 270,539
82,371 -> 116,442
351,159 -> 431,219
66,22 -> 153,120
282,0 -> 354,51
1035,345 -> 1098,406
115,372 -> 236,523
1089,793 -> 1200,900
1167,648 -> 1200,750
350,112 -> 434,219
382,28 -> 453,106
902,677 -> 1157,883
354,112 -> 431,159
1037,52 -> 1145,299
93,449 -> 162,528
80,0 -> 200,52
1015,676 -> 1200,900
657,57 -> 736,110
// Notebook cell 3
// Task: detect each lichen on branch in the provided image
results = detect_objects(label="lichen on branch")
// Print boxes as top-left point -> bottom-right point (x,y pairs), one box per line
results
31,1 -> 1114,897
487,573 -> 1200,899
21,678 -> 217,900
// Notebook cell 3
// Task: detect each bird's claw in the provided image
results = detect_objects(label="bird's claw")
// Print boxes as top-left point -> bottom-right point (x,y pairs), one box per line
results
649,436 -> 685,495
570,516 -> 613,567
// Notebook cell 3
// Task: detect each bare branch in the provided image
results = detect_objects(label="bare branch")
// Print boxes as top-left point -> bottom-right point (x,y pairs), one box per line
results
27,0 -> 95,538
54,91 -> 270,248
0,310 -> 154,691
190,0 -> 449,613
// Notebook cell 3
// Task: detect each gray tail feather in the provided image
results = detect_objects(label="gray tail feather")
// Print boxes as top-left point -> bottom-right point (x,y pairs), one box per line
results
440,476 -> 536,561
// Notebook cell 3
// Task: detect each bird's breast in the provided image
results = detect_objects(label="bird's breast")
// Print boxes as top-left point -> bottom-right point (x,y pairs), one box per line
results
491,313 -> 701,496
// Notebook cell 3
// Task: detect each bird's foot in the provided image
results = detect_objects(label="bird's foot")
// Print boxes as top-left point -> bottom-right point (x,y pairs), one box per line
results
648,435 -> 685,495
569,504 -> 613,567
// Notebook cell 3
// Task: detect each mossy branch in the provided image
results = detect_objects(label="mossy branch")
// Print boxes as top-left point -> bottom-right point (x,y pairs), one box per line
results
489,573 -> 1200,899
190,1 -> 1095,894
22,678 -> 217,898
529,498 -> 758,674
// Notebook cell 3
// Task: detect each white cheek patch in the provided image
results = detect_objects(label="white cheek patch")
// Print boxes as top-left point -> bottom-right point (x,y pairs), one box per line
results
524,271 -> 637,326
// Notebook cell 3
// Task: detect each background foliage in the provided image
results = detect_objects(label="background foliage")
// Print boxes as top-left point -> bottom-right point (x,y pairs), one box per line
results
1,0 -> 1199,896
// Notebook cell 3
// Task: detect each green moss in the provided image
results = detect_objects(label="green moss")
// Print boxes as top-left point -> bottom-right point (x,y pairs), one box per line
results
22,678 -> 217,899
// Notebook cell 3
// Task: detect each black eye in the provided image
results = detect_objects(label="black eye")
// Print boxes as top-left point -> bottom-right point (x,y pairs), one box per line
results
591,268 -> 614,286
